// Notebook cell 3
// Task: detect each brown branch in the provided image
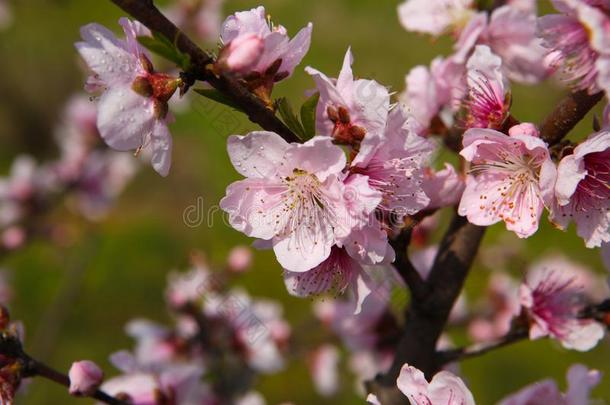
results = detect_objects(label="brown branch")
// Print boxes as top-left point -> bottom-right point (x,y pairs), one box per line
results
0,332 -> 127,405
540,90 -> 604,146
368,215 -> 485,404
109,0 -> 301,143
389,229 -> 428,301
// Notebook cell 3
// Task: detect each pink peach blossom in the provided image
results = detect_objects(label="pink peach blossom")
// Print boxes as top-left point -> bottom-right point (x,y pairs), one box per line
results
520,261 -> 605,351
351,106 -> 433,214
217,32 -> 264,74
76,18 -> 178,176
220,6 -> 312,79
220,131 -> 376,273
458,124 -> 557,238
539,0 -> 610,94
422,163 -> 465,210
459,45 -> 510,130
550,129 -> 610,247
396,363 -> 476,405
306,49 -> 390,149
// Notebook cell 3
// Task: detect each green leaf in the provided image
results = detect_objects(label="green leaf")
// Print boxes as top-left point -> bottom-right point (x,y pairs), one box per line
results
137,33 -> 191,70
194,88 -> 242,111
300,92 -> 319,139
277,98 -> 306,138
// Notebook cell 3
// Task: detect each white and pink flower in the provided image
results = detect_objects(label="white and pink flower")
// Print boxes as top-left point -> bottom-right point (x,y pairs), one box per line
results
459,45 -> 510,130
396,363 -> 476,405
550,129 -> 610,248
220,131 -> 377,273
306,49 -> 390,148
76,18 -> 179,176
219,6 -> 312,103
458,124 -> 557,238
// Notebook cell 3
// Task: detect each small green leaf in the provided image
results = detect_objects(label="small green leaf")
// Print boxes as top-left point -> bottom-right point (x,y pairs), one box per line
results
137,33 -> 191,70
277,98 -> 306,138
300,92 -> 319,140
194,88 -> 242,111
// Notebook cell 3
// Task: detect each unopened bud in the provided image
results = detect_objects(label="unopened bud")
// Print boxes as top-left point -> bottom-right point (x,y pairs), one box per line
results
227,246 -> 253,273
218,33 -> 264,74
68,361 -> 104,396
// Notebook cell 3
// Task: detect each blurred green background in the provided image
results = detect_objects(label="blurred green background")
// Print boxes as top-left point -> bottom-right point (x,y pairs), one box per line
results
0,0 -> 609,403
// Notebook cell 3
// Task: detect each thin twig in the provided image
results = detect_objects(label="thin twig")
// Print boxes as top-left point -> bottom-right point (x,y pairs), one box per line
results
0,332 -> 128,405
436,328 -> 529,365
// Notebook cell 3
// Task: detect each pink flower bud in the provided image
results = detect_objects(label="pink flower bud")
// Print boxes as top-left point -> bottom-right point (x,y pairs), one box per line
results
219,33 -> 264,74
69,360 -> 103,396
227,246 -> 253,273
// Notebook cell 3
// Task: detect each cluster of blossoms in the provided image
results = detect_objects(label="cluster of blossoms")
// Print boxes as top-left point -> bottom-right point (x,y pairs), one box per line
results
0,94 -> 137,252
56,247 -> 291,405
6,0 -> 606,403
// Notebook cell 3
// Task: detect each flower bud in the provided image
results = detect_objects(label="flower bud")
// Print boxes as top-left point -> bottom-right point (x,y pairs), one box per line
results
68,360 -> 104,396
227,246 -> 253,273
218,33 -> 264,74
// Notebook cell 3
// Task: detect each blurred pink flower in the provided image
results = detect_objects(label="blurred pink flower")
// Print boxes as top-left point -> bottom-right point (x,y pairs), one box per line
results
68,360 -> 104,396
308,344 -> 340,397
306,49 -> 390,149
400,56 -> 465,132
396,363 -> 476,405
458,124 -> 556,238
164,0 -> 224,42
468,273 -> 520,342
520,261 -> 605,351
498,364 -> 602,405
454,4 -> 550,84
550,129 -> 610,248
539,0 -> 610,94
397,0 -> 475,36
227,245 -> 254,273
76,18 -> 179,176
